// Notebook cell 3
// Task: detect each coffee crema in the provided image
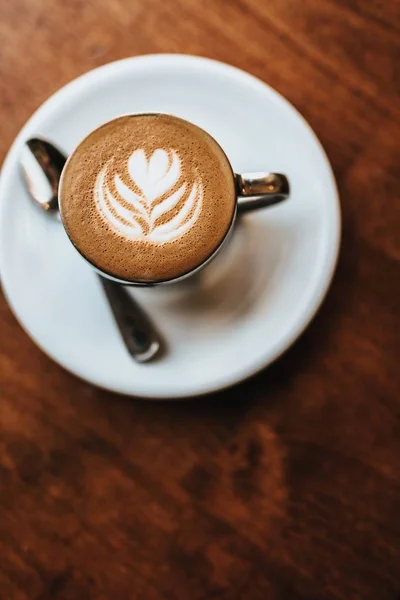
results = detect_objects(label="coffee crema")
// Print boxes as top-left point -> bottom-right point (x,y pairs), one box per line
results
60,114 -> 236,282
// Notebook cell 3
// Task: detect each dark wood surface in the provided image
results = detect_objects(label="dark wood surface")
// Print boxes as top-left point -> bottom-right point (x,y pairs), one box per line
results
1,1 -> 399,598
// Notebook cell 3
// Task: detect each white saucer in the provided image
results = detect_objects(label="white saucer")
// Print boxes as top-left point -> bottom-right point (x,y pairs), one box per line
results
0,55 -> 340,399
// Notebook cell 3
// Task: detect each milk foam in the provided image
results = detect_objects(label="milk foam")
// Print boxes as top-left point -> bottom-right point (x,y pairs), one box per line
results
60,114 -> 237,282
94,148 -> 203,243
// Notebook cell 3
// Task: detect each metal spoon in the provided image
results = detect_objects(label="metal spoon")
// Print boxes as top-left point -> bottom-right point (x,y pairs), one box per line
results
20,138 -> 164,363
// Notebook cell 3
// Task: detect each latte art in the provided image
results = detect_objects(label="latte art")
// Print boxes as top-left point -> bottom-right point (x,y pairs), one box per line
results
94,149 -> 203,243
60,114 -> 236,282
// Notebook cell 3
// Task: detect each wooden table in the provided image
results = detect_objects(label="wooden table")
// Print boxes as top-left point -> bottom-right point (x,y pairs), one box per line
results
1,1 -> 399,598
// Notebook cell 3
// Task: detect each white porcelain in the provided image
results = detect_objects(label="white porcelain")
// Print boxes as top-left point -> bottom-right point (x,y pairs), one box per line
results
0,54 -> 340,399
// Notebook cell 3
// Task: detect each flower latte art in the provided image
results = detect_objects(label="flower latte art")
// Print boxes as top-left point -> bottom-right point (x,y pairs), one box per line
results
60,114 -> 236,282
94,149 -> 203,243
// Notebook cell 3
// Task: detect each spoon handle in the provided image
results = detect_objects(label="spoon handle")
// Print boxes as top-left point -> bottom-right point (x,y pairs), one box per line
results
98,276 -> 162,363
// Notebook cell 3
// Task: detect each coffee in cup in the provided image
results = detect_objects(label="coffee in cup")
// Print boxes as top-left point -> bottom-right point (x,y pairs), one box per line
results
60,114 -> 237,283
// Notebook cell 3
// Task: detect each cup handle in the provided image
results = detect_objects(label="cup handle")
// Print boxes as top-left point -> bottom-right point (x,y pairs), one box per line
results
236,172 -> 290,212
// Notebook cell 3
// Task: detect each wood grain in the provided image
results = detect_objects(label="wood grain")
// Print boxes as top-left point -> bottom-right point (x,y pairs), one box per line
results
1,1 -> 399,598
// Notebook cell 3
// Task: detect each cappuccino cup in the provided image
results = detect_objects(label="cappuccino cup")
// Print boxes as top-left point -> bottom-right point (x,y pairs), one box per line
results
59,113 -> 290,285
